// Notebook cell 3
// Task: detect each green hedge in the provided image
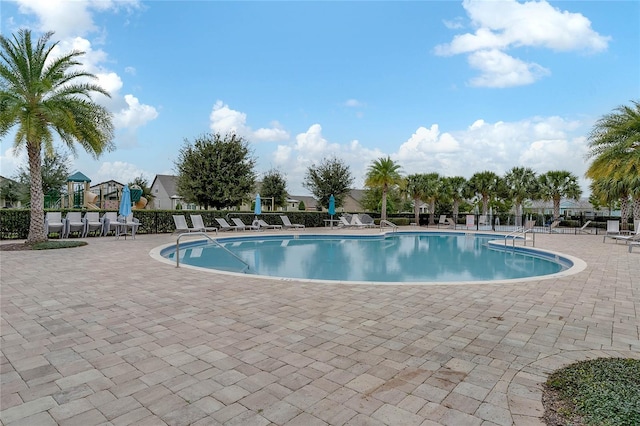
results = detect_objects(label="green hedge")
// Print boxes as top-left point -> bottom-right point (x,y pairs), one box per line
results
0,209 -> 345,239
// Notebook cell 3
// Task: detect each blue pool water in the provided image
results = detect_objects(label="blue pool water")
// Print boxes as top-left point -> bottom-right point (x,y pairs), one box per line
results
161,232 -> 572,283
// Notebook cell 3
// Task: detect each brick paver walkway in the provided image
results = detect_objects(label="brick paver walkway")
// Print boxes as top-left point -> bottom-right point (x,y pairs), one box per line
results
1,229 -> 638,425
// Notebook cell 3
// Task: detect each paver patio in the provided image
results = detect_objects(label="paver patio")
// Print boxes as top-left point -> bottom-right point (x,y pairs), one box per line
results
1,229 -> 638,425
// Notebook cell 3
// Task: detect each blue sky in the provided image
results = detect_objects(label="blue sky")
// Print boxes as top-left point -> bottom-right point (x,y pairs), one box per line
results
1,0 -> 638,196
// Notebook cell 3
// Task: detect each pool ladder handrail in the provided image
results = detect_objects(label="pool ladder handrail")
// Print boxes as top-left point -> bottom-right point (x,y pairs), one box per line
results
379,219 -> 398,232
175,232 -> 250,271
504,226 -> 535,248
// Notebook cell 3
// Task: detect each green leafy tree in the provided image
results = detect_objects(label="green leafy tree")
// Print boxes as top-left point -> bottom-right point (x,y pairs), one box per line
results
364,156 -> 402,221
586,100 -> 640,224
466,171 -> 501,216
504,166 -> 539,226
298,200 -> 306,211
538,170 -> 582,220
441,176 -> 467,220
0,30 -> 114,243
0,176 -> 22,207
15,146 -> 70,205
303,156 -> 354,209
175,133 -> 256,209
260,169 -> 288,210
128,175 -> 155,208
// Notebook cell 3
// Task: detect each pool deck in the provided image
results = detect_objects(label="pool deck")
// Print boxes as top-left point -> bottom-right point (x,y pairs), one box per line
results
1,228 -> 638,425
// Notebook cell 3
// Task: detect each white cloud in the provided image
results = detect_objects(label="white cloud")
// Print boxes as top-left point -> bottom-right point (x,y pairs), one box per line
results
94,161 -> 151,185
344,99 -> 364,107
0,146 -> 27,178
467,49 -> 550,88
209,101 -> 290,142
435,0 -> 610,87
114,95 -> 159,130
13,0 -> 141,38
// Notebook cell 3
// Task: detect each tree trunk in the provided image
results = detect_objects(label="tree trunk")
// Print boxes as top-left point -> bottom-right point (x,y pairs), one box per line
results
413,196 -> 420,226
428,200 -> 436,225
381,186 -> 388,221
453,200 -> 459,220
633,195 -> 640,226
26,141 -> 47,244
553,196 -> 561,220
482,195 -> 489,216
620,196 -> 630,230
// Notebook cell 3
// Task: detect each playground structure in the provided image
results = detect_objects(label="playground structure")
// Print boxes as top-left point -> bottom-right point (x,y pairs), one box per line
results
64,172 -> 148,210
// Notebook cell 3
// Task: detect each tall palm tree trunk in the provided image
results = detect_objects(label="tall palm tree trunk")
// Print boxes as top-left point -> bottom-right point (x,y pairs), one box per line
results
381,184 -> 388,221
413,196 -> 420,226
553,196 -> 561,220
26,142 -> 47,244
620,197 -> 630,230
633,195 -> 640,225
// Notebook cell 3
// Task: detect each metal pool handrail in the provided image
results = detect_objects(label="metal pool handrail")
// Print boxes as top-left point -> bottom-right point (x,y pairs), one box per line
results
380,220 -> 398,232
175,232 -> 250,271
504,227 -> 535,248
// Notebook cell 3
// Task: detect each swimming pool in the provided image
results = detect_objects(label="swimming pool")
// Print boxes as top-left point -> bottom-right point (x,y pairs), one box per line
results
154,232 -> 582,285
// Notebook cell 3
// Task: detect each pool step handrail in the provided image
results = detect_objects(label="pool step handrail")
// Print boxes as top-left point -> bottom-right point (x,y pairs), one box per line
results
379,219 -> 398,232
504,226 -> 535,248
176,232 -> 250,272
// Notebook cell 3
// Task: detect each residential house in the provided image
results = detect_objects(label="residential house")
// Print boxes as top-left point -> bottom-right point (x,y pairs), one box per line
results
0,175 -> 23,208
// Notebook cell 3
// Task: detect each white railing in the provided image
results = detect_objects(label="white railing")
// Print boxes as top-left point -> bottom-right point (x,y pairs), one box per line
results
175,232 -> 249,271
379,220 -> 398,232
504,227 -> 535,247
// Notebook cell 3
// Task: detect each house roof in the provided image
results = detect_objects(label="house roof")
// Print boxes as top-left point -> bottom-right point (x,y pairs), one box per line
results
152,174 -> 181,198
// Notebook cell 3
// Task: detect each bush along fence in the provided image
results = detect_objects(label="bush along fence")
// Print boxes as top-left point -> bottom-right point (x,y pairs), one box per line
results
0,209 -> 632,240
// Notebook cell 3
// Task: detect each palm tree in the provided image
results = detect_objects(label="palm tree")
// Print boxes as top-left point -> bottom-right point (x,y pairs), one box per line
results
466,171 -> 500,216
0,30 -> 114,244
422,173 -> 441,225
504,167 -> 538,227
406,174 -> 427,226
441,176 -> 467,221
590,177 -> 631,228
538,171 -> 582,220
364,156 -> 402,221
586,100 -> 640,225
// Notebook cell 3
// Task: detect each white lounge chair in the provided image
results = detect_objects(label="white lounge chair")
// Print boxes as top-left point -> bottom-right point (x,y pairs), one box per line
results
65,212 -> 85,238
256,219 -> 282,230
548,220 -> 561,233
338,216 -> 353,228
446,218 -> 457,229
280,215 -> 304,229
173,215 -> 199,234
215,218 -> 237,232
437,215 -> 447,228
577,220 -> 592,234
231,217 -> 259,231
190,215 -> 218,234
602,220 -> 620,242
83,212 -> 103,237
45,212 -> 66,238
351,214 -> 374,228
608,222 -> 640,245
360,214 -> 376,227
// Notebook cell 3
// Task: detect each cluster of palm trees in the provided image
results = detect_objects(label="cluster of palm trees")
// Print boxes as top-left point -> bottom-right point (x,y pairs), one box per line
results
586,100 -> 640,230
364,158 -> 584,226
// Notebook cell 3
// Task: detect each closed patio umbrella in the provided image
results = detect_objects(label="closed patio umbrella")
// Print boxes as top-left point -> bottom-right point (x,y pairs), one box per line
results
118,185 -> 132,239
329,194 -> 336,229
